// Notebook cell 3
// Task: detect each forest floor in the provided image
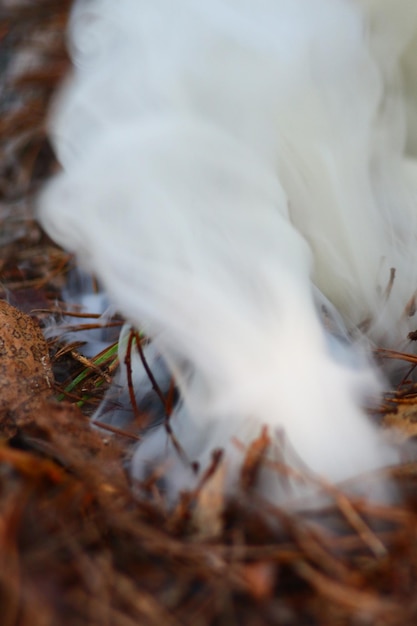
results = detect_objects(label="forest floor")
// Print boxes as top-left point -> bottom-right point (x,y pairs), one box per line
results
2,3 -> 417,625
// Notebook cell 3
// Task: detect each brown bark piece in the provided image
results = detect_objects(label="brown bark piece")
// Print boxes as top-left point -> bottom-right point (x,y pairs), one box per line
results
0,299 -> 53,413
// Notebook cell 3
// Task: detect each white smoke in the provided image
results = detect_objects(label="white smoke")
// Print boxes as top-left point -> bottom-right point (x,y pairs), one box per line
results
38,0 -> 417,501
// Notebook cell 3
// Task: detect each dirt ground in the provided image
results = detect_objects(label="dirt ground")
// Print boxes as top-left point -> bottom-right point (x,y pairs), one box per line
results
2,3 -> 417,625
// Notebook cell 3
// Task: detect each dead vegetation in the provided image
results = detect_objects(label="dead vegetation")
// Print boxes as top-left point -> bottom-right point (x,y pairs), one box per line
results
2,3 -> 417,625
